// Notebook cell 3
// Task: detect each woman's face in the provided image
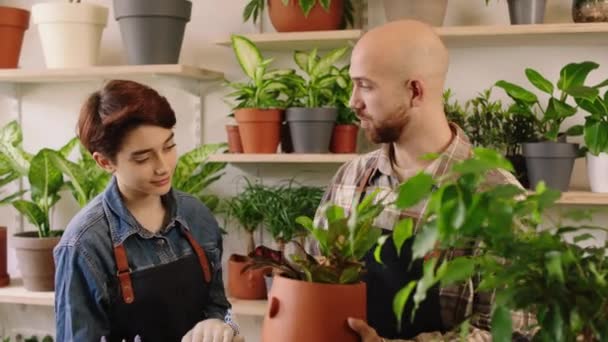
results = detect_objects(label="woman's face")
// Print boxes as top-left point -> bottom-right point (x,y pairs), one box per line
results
97,125 -> 178,198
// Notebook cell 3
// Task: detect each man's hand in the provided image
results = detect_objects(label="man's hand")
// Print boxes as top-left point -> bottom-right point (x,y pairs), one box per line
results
348,317 -> 384,342
181,318 -> 242,342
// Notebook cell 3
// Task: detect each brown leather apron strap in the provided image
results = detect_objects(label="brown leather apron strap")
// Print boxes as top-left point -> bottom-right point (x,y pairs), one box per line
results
113,244 -> 135,304
182,230 -> 212,283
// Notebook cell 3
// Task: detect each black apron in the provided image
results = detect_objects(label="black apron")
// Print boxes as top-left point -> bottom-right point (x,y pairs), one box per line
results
107,227 -> 213,342
357,166 -> 444,340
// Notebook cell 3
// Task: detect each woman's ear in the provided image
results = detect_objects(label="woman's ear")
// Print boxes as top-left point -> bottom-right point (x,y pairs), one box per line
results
93,152 -> 115,173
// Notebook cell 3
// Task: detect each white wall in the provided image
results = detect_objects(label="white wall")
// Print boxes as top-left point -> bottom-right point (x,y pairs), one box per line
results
0,0 -> 607,340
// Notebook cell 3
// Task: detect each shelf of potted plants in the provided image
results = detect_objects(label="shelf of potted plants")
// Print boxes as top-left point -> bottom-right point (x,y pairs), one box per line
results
207,153 -> 357,163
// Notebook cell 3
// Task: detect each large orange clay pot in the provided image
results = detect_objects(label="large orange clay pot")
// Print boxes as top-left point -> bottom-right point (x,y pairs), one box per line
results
228,254 -> 267,300
0,227 -> 9,287
331,124 -> 359,153
0,6 -> 30,68
268,0 -> 344,32
225,125 -> 244,153
234,108 -> 283,154
262,275 -> 366,342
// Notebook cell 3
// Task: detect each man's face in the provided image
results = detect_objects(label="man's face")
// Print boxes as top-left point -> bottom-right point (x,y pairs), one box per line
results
349,50 -> 410,144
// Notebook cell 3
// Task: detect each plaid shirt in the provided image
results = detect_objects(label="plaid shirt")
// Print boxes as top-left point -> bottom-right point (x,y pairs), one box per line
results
314,124 -> 534,341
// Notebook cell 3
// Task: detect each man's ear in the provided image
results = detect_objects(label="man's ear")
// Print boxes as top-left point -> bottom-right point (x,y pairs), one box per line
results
406,79 -> 424,107
92,152 -> 115,173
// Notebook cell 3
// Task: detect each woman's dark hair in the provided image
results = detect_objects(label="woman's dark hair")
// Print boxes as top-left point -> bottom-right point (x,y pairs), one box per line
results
77,80 -> 176,161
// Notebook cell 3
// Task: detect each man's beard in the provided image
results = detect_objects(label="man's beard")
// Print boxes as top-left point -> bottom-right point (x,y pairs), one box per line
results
361,106 -> 409,144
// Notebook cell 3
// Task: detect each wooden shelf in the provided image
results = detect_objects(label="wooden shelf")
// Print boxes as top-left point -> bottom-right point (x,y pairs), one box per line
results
214,30 -> 362,51
0,279 -> 54,306
215,23 -> 608,51
0,64 -> 223,84
228,297 -> 267,316
557,191 -> 608,205
208,153 -> 357,163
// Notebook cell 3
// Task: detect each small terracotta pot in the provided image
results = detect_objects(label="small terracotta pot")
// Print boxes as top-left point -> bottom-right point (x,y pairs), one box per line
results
12,231 -> 62,291
0,6 -> 30,69
225,125 -> 244,153
331,124 -> 359,153
268,0 -> 344,32
0,227 -> 9,287
262,275 -> 366,342
234,108 -> 283,154
228,254 -> 267,300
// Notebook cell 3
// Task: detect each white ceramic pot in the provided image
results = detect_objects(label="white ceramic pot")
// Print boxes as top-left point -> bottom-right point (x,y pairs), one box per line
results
587,152 -> 608,193
32,2 -> 108,68
382,0 -> 448,26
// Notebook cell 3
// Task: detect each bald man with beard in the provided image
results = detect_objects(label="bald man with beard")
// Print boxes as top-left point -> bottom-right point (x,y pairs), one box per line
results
313,20 -> 535,342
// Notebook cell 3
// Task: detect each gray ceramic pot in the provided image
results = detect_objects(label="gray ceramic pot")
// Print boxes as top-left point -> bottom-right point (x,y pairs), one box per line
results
286,107 -> 338,153
523,141 -> 579,191
507,0 -> 546,24
114,0 -> 191,65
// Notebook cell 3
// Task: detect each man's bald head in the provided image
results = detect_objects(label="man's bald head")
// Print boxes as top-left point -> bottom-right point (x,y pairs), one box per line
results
350,20 -> 449,96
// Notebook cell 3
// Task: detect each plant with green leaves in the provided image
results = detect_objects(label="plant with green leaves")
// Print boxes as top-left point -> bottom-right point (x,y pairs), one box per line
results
465,89 -> 509,152
172,143 -> 227,212
579,89 -> 608,156
495,61 -> 608,141
243,0 -> 355,28
381,148 -> 608,341
224,35 -> 294,110
284,46 -> 350,108
0,121 -> 30,203
443,89 -> 469,132
502,103 -> 539,156
223,179 -> 266,254
332,64 -> 359,125
47,138 -> 111,208
244,187 -> 384,284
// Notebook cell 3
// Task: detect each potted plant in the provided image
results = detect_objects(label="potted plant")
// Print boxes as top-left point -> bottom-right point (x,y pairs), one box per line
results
225,115 -> 244,154
572,0 -> 608,22
443,89 -> 469,132
223,179 -> 268,300
388,148 -> 608,341
579,90 -> 608,192
225,35 -> 293,153
502,103 -> 540,189
0,6 -> 29,68
330,64 -> 360,153
243,0 -> 355,32
484,0 -> 547,25
382,0 -> 448,26
495,61 -> 603,191
113,0 -> 191,65
244,188 -> 384,342
32,0 -> 108,68
284,46 -> 350,153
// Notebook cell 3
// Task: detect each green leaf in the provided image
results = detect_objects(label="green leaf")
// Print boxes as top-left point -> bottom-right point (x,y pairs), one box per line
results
312,47 -> 349,77
325,205 -> 345,223
29,149 -> 63,206
12,200 -> 46,235
374,235 -> 388,264
393,218 -> 413,257
573,233 -> 594,243
393,281 -> 416,330
299,0 -> 315,17
439,257 -> 476,286
565,85 -> 599,101
319,0 -> 331,11
557,61 -> 599,92
395,172 -> 434,209
545,98 -> 577,120
412,223 -> 438,260
545,251 -> 564,283
412,258 -> 438,318
59,137 -> 79,158
495,80 -> 538,105
307,48 -> 319,76
565,124 -> 583,136
491,306 -> 513,342
231,35 -> 263,80
296,216 -> 314,232
47,151 -> 87,207
584,120 -> 608,155
294,51 -> 309,73
525,68 -> 554,95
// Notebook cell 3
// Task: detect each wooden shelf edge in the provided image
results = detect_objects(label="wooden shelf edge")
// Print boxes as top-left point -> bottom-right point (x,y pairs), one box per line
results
228,297 -> 267,316
557,191 -> 608,205
208,153 -> 358,163
0,279 -> 54,306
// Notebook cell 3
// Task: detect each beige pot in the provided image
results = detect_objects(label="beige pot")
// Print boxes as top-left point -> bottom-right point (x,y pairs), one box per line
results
382,0 -> 448,26
12,231 -> 61,291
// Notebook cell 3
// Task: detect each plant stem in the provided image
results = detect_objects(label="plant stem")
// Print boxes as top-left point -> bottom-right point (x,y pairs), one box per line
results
277,239 -> 285,253
246,230 -> 255,254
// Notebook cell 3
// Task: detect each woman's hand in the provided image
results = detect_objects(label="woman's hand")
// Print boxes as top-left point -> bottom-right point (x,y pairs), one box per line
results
182,318 -> 242,342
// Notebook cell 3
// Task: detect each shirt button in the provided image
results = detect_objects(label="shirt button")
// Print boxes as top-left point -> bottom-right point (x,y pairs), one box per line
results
157,239 -> 165,246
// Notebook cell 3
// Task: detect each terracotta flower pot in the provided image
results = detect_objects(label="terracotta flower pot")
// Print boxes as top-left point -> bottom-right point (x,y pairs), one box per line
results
0,6 -> 30,69
234,108 -> 283,154
262,275 -> 366,342
225,125 -> 244,153
0,227 -> 9,287
331,124 -> 359,153
228,254 -> 267,300
12,231 -> 61,291
268,0 -> 344,32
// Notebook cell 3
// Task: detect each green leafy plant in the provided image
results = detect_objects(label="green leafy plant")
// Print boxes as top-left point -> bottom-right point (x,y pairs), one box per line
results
224,35 -> 294,110
383,148 -> 608,341
284,46 -> 350,108
0,121 -> 29,203
332,64 -> 359,125
579,89 -> 608,156
223,179 -> 266,254
243,0 -> 355,28
443,89 -> 469,131
495,61 -> 608,141
502,103 -> 539,156
47,138 -> 111,208
172,143 -> 227,212
245,188 -> 384,284
466,89 -> 508,151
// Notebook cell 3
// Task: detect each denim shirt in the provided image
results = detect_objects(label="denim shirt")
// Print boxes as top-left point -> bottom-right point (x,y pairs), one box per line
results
54,177 -> 233,341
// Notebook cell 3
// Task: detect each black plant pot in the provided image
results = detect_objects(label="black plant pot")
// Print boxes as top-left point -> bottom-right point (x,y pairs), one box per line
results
523,141 -> 579,191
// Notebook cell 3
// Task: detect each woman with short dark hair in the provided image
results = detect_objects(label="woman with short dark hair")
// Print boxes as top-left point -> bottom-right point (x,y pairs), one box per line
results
54,80 -> 240,342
